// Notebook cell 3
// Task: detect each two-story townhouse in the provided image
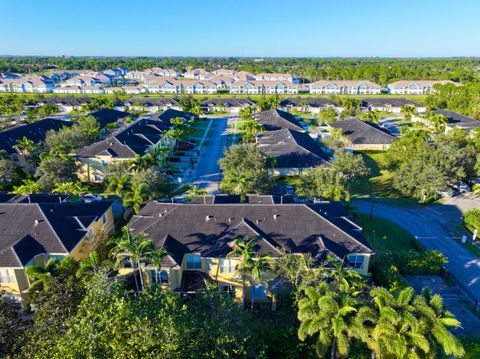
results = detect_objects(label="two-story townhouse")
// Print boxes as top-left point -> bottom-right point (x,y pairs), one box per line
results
0,199 -> 114,305
280,98 -> 341,114
183,68 -> 214,80
230,81 -> 264,94
37,97 -> 93,113
144,78 -> 182,94
180,80 -> 218,94
255,72 -> 299,83
309,80 -> 382,95
200,98 -> 257,114
118,98 -> 179,113
387,80 -> 462,95
361,98 -> 426,114
10,76 -> 56,93
125,198 -> 373,308
75,118 -> 172,183
263,81 -> 299,94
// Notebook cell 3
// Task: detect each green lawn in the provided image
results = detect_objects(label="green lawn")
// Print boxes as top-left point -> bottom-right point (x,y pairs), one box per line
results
276,176 -> 301,186
355,213 -> 421,252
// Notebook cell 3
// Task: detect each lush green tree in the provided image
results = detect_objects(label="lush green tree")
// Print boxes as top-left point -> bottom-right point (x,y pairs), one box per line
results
297,166 -> 350,201
0,154 -> 16,186
340,98 -> 361,118
11,178 -> 41,195
331,151 -> 370,182
219,144 -> 273,199
25,258 -> 59,292
400,104 -> 417,121
318,107 -> 337,124
45,116 -> 100,151
35,152 -> 78,192
186,184 -> 208,200
123,181 -> 149,214
241,117 -> 264,143
227,238 -> 257,307
52,181 -> 88,196
0,300 -> 28,356
465,209 -> 480,232
239,105 -> 258,119
359,111 -> 380,123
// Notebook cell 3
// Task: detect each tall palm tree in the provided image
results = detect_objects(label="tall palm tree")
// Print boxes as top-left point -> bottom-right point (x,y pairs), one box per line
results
400,105 -> 417,121
425,113 -> 449,132
186,185 -> 208,200
110,227 -> 154,292
249,253 -> 272,309
11,179 -> 40,195
76,251 -> 103,279
148,145 -> 169,169
227,238 -> 257,307
123,182 -> 149,214
241,118 -> 264,143
147,248 -> 169,284
105,174 -> 131,197
14,136 -> 35,157
297,284 -> 358,359
25,258 -> 59,291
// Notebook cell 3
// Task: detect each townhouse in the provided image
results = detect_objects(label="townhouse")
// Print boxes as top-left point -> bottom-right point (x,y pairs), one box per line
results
0,198 -> 114,305
387,80 -> 461,95
125,197 -> 373,308
230,81 -> 299,94
328,118 -> 397,150
37,96 -> 93,113
432,110 -> 480,134
280,98 -> 340,114
144,78 -> 217,94
256,129 -> 330,176
361,98 -> 426,114
200,98 -> 257,114
118,97 -> 179,113
309,80 -> 382,95
0,76 -> 56,93
183,68 -> 214,80
75,118 -> 172,182
254,72 -> 299,83
253,109 -> 305,132
0,118 -> 72,170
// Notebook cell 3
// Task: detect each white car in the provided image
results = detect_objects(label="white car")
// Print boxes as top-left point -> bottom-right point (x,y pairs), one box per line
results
82,193 -> 103,203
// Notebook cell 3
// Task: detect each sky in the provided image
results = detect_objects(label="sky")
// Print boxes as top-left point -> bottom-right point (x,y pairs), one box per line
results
1,0 -> 479,57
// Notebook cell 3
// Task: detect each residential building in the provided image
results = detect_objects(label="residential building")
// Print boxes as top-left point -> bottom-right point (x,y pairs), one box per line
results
280,98 -> 340,114
37,97 -> 93,113
432,110 -> 480,134
0,118 -> 72,170
387,80 -> 461,95
329,118 -> 397,150
181,80 -> 218,94
75,119 -> 172,183
119,98 -> 179,113
361,98 -> 425,114
0,200 -> 114,304
124,199 -> 373,307
253,109 -> 305,132
254,72 -> 299,83
309,80 -> 382,95
144,78 -> 181,94
88,109 -> 132,128
230,81 -> 298,94
149,108 -> 195,124
200,98 -> 256,114
3,76 -> 56,93
183,68 -> 214,80
256,129 -> 330,176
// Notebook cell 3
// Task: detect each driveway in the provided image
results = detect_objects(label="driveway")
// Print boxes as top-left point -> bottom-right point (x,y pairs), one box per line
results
351,198 -> 480,303
188,117 -> 230,194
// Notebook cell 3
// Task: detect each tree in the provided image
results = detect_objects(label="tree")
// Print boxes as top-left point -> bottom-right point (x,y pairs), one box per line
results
340,98 -> 361,118
0,300 -> 28,356
400,104 -> 417,121
0,155 -> 16,186
53,181 -> 88,196
167,116 -> 193,150
297,283 -> 358,359
464,209 -> 480,232
11,178 -> 41,195
227,238 -> 257,307
239,105 -> 258,119
424,112 -> 449,132
319,107 -> 337,124
76,251 -> 103,279
123,181 -> 149,214
25,258 -> 59,292
241,117 -> 264,143
186,184 -> 208,200
219,144 -> 272,199
45,116 -> 100,151
15,136 -> 36,157
359,111 -> 380,123
110,227 -> 154,292
249,253 -> 272,309
297,166 -> 350,201
35,152 -> 78,192
331,151 -> 370,182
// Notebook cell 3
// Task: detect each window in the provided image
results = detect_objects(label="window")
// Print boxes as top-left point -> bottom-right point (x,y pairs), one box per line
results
221,284 -> 236,297
0,269 -> 12,283
186,255 -> 202,270
151,270 -> 169,284
348,255 -> 364,270
251,285 -> 266,299
220,259 -> 235,274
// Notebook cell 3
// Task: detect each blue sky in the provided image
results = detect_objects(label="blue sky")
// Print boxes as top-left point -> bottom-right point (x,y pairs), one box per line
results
1,0 -> 479,57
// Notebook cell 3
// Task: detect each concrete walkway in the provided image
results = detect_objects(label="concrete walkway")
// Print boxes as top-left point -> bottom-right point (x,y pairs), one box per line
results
352,198 -> 480,303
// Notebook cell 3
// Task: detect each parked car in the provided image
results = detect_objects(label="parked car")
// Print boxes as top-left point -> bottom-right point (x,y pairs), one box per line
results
286,185 -> 295,195
454,182 -> 471,193
82,193 -> 103,202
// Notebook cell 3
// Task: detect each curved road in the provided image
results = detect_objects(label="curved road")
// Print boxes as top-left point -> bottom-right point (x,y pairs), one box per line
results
352,198 -> 480,302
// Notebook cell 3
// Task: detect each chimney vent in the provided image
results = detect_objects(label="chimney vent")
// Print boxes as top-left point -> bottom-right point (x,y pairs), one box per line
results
273,214 -> 279,220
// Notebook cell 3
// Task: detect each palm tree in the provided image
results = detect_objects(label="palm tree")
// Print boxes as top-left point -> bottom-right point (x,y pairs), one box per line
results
239,105 -> 258,120
105,174 -> 131,197
148,145 -> 170,168
14,136 -> 35,157
297,284 -> 358,359
53,181 -> 88,196
25,258 -> 59,291
11,179 -> 40,195
186,184 -> 208,200
123,182 -> 149,214
110,227 -> 155,292
425,112 -> 449,132
147,248 -> 169,284
249,253 -> 272,309
227,238 -> 257,307
76,251 -> 102,279
400,105 -> 417,121
241,118 -> 264,143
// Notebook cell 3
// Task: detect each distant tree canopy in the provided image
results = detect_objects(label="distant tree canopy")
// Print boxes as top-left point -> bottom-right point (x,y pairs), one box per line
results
1,57 -> 479,85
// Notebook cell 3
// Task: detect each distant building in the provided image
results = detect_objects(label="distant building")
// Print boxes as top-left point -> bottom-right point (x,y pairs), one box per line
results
432,110 -> 480,134
200,98 -> 256,114
387,80 -> 461,95
309,80 -> 382,95
280,98 -> 340,114
253,109 -> 305,132
361,98 -> 426,114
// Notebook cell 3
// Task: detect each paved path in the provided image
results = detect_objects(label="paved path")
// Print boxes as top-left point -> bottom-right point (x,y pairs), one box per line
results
189,117 -> 229,194
352,198 -> 480,303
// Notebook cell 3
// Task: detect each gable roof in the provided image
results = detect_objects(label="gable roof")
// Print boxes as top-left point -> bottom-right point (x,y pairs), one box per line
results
256,129 -> 330,168
191,194 -> 295,205
0,118 -> 72,155
329,118 -> 397,145
150,108 -> 195,126
0,201 -> 112,267
253,109 -> 304,132
200,98 -> 256,108
127,201 -> 373,264
75,119 -> 167,159
88,109 -> 132,128
123,97 -> 178,107
433,110 -> 480,133
39,96 -> 93,107
361,98 -> 422,108
280,98 -> 339,108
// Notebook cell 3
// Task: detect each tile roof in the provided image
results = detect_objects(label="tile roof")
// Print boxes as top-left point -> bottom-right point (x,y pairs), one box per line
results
256,129 -> 330,168
310,80 -> 382,89
75,119 -> 167,159
388,80 -> 461,88
253,109 -> 304,132
123,97 -> 179,107
0,118 -> 72,155
361,98 -> 422,108
39,96 -> 93,107
329,118 -> 397,145
127,201 -> 373,265
200,98 -> 256,107
280,97 -> 339,107
0,201 -> 112,267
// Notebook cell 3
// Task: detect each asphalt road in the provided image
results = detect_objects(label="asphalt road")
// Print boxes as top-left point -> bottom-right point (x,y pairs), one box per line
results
352,198 -> 480,303
190,117 -> 229,194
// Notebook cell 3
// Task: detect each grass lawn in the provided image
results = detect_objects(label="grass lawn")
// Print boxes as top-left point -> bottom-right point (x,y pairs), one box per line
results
355,213 -> 421,252
276,176 -> 301,186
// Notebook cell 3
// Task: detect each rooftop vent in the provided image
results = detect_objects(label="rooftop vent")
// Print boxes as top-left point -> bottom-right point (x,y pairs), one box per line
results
273,214 -> 279,220
206,215 -> 214,221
